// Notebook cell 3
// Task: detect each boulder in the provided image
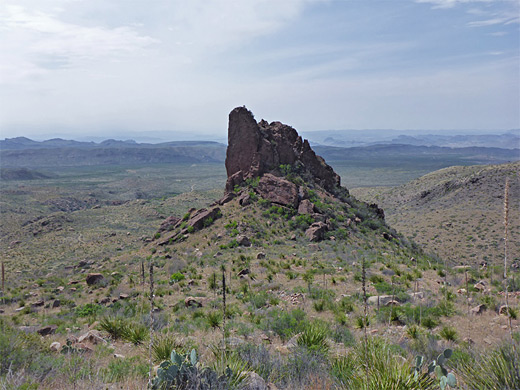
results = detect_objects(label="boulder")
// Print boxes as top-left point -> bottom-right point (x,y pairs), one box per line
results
238,192 -> 251,206
37,325 -> 57,336
237,235 -> 251,247
243,372 -> 268,390
498,305 -> 509,315
470,304 -> 487,315
78,330 -> 105,345
305,222 -> 328,242
186,207 -> 221,231
158,216 -> 181,232
237,268 -> 250,277
256,174 -> 299,208
52,299 -> 61,308
184,297 -> 203,308
367,295 -> 396,306
86,273 -> 105,286
257,252 -> 266,259
297,199 -> 315,215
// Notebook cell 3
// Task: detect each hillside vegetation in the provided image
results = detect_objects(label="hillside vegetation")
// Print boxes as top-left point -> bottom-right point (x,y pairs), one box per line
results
352,162 -> 520,268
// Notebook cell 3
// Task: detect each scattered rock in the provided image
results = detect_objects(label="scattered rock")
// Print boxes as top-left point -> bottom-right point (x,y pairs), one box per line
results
184,297 -> 203,308
368,295 -> 397,306
99,297 -> 111,305
78,330 -> 106,345
473,281 -> 486,292
119,293 -> 129,300
498,305 -> 509,315
305,222 -> 328,242
243,372 -> 268,390
50,341 -> 61,352
237,269 -> 250,277
37,325 -> 57,336
158,216 -> 181,232
86,273 -> 105,286
238,192 -> 251,206
257,252 -> 266,259
15,306 -> 26,312
31,300 -> 44,308
237,235 -> 251,247
114,353 -> 125,359
470,304 -> 487,315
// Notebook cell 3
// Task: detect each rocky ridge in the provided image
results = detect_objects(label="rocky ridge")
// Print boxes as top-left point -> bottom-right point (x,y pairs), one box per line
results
156,107 -> 385,244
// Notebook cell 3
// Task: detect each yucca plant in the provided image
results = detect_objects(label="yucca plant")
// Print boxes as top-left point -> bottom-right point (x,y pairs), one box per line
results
99,317 -> 128,340
152,334 -> 184,363
296,322 -> 330,356
457,341 -> 520,390
340,337 -> 436,390
439,326 -> 457,342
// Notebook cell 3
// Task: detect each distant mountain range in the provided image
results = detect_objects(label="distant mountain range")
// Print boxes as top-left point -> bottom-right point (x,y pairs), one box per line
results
1,135 -> 518,169
302,129 -> 520,149
0,137 -> 227,167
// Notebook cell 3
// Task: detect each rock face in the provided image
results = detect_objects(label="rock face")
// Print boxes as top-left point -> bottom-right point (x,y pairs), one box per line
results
256,174 -> 298,208
225,107 -> 340,194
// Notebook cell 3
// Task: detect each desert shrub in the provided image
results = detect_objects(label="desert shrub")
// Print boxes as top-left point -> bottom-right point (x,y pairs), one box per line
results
297,322 -> 330,355
206,311 -> 222,329
152,333 -> 184,362
262,308 -> 307,341
122,322 -> 148,345
280,346 -> 330,388
457,340 -> 520,390
99,317 -> 148,345
331,324 -> 356,347
343,337 -> 435,389
234,343 -> 280,383
439,326 -> 457,342
100,317 -> 128,340
170,272 -> 186,284
75,303 -> 103,318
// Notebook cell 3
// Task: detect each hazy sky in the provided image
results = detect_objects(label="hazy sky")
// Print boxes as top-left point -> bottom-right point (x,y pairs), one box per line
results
0,0 -> 518,141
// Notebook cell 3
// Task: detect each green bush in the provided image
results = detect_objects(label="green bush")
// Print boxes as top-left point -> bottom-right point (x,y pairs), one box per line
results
170,272 -> 186,284
75,303 -> 103,318
262,308 -> 307,341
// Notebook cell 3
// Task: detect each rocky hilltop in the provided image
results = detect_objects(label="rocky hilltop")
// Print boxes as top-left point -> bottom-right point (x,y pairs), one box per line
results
225,106 -> 340,194
157,107 -> 384,244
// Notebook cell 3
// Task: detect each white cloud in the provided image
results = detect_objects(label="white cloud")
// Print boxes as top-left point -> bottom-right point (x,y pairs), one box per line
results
467,14 -> 519,27
415,0 -> 494,9
0,4 -> 157,84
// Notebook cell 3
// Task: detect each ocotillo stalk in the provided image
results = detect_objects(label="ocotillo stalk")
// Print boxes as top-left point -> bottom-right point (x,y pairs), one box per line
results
148,261 -> 155,388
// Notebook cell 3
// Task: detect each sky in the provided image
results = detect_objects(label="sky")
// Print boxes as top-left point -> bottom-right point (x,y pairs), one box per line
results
0,0 -> 518,141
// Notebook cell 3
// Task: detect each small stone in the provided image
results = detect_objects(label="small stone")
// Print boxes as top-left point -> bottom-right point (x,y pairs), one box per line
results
50,341 -> 61,352
37,325 -> 57,336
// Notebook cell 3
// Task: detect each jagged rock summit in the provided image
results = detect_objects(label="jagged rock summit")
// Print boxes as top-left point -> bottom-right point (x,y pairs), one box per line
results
225,106 -> 340,194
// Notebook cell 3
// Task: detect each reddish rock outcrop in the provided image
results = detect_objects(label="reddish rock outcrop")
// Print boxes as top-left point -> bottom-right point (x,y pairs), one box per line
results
225,107 -> 340,194
256,174 -> 299,208
305,222 -> 328,242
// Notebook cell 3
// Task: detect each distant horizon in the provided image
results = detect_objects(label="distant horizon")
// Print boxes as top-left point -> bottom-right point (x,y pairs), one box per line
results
2,127 -> 518,145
